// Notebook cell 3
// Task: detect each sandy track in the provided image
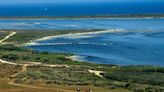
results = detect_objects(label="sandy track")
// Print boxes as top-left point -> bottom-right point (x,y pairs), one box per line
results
0,32 -> 16,44
0,58 -> 71,92
0,32 -> 73,91
0,59 -> 17,65
0,60 -> 72,92
8,81 -> 73,92
8,64 -> 73,92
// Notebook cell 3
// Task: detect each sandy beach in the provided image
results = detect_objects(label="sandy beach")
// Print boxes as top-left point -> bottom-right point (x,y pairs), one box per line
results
25,29 -> 123,46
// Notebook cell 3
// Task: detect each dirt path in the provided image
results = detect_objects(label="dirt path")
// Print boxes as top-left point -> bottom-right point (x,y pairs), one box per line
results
8,64 -> 73,92
0,59 -> 71,92
10,65 -> 27,78
0,32 -> 74,91
8,81 -> 73,92
0,32 -> 16,44
0,59 -> 69,68
0,31 -> 19,65
0,59 -> 17,65
0,60 -> 72,92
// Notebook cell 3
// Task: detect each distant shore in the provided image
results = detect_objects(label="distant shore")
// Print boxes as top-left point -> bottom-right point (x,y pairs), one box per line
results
0,14 -> 164,19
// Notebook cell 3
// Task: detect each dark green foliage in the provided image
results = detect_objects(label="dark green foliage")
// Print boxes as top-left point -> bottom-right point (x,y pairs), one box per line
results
115,66 -> 164,73
1,54 -> 19,61
6,30 -> 101,44
103,66 -> 164,86
1,30 -> 164,91
0,44 -> 28,51
16,66 -> 106,86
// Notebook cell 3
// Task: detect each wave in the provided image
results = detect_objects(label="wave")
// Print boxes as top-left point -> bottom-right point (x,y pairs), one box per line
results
65,55 -> 83,61
34,22 -> 41,25
24,29 -> 123,46
36,29 -> 124,41
65,55 -> 117,64
13,23 -> 31,26
63,34 -> 95,39
12,22 -> 42,26
25,42 -> 114,46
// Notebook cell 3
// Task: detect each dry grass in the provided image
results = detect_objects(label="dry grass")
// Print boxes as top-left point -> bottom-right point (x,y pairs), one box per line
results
0,64 -> 21,78
0,63 -> 130,92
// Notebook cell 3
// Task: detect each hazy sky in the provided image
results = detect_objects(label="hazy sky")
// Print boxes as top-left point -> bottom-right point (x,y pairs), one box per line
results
0,0 -> 162,4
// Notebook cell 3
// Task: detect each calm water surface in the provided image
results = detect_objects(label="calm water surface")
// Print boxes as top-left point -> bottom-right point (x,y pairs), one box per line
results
0,1 -> 164,16
11,18 -> 163,66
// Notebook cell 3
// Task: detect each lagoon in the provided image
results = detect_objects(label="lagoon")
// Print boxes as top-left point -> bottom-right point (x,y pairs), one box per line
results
13,18 -> 164,66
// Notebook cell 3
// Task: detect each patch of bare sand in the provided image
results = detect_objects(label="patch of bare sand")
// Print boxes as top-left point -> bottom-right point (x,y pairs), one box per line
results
88,69 -> 104,78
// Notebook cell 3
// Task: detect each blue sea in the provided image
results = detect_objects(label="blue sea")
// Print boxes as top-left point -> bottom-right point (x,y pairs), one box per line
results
1,1 -> 164,66
2,18 -> 162,66
0,1 -> 164,16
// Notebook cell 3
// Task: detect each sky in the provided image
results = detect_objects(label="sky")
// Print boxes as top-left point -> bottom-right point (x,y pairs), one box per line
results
0,0 -> 163,4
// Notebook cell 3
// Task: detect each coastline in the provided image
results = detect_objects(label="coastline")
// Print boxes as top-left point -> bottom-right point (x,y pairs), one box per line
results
0,14 -> 164,19
24,29 -> 123,46
65,55 -> 81,61
0,17 -> 164,20
0,2 -> 164,91
1,28 -> 164,92
23,29 -> 123,64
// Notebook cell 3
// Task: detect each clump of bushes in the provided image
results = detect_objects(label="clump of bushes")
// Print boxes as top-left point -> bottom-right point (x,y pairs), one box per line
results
16,66 -> 106,86
103,66 -> 164,86
1,54 -> 19,61
0,44 -> 27,51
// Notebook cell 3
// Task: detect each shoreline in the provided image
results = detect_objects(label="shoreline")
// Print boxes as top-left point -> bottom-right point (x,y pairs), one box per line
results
23,29 -> 123,65
65,55 -> 81,62
0,17 -> 164,20
0,14 -> 164,19
24,29 -> 123,46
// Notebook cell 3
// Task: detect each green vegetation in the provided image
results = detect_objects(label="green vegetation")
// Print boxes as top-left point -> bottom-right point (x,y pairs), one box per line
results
5,29 -> 102,44
0,31 -> 9,39
0,44 -> 94,65
15,64 -> 164,92
0,30 -> 164,92
16,66 -> 106,86
103,65 -> 164,85
0,64 -> 21,78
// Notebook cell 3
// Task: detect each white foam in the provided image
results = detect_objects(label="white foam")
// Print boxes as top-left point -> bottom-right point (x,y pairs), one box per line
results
64,34 -> 94,39
37,29 -> 123,41
25,42 -> 40,46
34,22 -> 41,25
65,55 -> 84,61
24,29 -> 123,46
25,41 -> 114,46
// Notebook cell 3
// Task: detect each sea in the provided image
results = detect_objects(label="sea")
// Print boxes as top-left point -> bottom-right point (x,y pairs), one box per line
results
0,1 -> 164,66
0,1 -> 164,16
